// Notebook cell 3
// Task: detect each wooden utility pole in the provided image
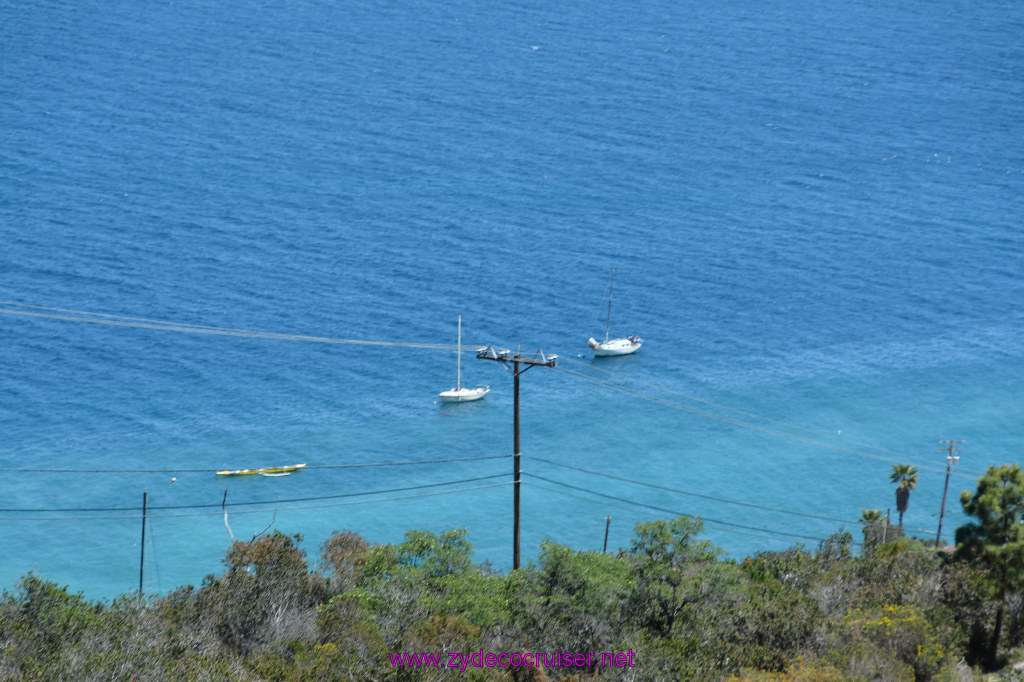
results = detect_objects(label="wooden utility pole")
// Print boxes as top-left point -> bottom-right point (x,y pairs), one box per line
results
477,346 -> 557,570
936,440 -> 963,547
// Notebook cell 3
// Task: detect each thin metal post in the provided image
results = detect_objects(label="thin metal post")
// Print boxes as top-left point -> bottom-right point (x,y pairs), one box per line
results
603,516 -> 611,553
139,491 -> 147,595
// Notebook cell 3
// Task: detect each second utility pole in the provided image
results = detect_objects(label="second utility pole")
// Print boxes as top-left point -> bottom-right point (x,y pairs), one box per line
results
936,439 -> 963,547
477,347 -> 557,570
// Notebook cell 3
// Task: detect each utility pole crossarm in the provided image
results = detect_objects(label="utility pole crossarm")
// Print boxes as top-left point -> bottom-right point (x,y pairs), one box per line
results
475,347 -> 558,369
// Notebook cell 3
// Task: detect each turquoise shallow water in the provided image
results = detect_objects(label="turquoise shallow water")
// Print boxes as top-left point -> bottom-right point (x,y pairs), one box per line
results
1,0 -> 1022,598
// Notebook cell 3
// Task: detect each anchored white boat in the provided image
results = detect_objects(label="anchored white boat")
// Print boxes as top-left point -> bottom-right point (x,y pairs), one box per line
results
587,267 -> 642,357
439,316 -> 489,402
216,463 -> 306,476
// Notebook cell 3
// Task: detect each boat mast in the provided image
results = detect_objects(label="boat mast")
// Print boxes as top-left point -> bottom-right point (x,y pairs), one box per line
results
456,315 -> 462,390
605,267 -> 615,342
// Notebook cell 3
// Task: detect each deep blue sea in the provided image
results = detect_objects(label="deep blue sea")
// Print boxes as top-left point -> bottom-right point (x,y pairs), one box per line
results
2,0 -> 1022,600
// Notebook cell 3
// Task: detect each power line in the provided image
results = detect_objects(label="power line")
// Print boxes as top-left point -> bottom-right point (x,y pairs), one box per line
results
561,357 -> 942,463
0,474 -> 509,514
2,298 -> 989,539
0,454 -> 512,474
0,482 -> 513,522
0,456 -> 939,536
528,456 -> 860,525
524,472 -> 834,544
159,473 -> 510,510
0,302 -> 461,351
526,481 -> 850,547
527,457 -> 937,537
4,300 -> 988,480
553,364 -> 983,479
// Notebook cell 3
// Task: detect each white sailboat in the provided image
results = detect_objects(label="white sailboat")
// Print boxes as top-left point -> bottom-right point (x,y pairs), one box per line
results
587,267 -> 642,357
439,316 -> 490,402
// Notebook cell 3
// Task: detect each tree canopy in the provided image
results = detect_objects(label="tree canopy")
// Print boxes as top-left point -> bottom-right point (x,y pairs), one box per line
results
955,463 -> 1024,668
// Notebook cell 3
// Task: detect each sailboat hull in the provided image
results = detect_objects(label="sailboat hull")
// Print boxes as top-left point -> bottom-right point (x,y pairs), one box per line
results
439,386 -> 490,402
587,336 -> 642,357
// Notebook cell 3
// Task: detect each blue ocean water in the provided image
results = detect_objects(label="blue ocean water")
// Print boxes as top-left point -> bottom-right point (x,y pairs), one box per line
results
1,0 -> 1022,599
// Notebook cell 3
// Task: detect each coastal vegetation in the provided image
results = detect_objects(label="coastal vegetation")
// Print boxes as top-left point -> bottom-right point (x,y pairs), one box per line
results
3,466 -> 1024,680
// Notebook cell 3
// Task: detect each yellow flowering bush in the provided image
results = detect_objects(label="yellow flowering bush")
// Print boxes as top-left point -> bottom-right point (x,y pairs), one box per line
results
842,604 -> 950,680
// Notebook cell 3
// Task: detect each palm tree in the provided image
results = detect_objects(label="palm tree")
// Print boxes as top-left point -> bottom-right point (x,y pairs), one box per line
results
860,509 -> 886,548
890,464 -> 919,527
860,509 -> 883,525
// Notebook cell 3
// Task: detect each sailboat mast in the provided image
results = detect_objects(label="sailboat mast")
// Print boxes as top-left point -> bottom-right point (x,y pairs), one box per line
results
456,315 -> 462,390
605,267 -> 615,342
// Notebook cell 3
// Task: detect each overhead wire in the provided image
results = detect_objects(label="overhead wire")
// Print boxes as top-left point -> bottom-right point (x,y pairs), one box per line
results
525,481 -> 837,547
529,455 -> 861,525
2,299 -> 983,478
526,456 -> 937,537
553,363 -> 981,479
0,301 -> 459,351
0,457 -> 929,543
0,481 -> 512,521
0,473 -> 509,514
0,298 -> 980,543
524,473 -> 836,544
0,454 -> 512,474
562,356 -> 967,467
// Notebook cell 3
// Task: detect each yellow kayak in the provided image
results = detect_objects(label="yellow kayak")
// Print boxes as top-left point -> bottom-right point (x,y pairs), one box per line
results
215,462 -> 307,476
